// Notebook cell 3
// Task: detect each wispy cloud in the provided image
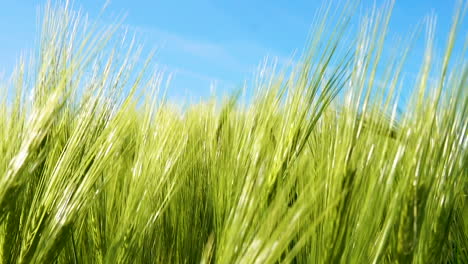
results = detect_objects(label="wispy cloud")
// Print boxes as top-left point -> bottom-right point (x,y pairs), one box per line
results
127,24 -> 244,70
115,22 -> 305,95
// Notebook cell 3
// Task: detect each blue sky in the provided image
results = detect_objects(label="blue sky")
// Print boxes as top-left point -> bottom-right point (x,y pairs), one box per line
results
0,0 -> 465,100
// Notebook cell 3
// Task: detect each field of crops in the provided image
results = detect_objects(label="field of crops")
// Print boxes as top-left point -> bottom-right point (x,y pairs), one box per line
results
0,1 -> 467,263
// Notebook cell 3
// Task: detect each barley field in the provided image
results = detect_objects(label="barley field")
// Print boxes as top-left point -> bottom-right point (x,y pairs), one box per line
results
0,1 -> 466,263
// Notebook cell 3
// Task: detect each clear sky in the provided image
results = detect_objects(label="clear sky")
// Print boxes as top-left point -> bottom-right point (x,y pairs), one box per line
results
0,0 -> 466,100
